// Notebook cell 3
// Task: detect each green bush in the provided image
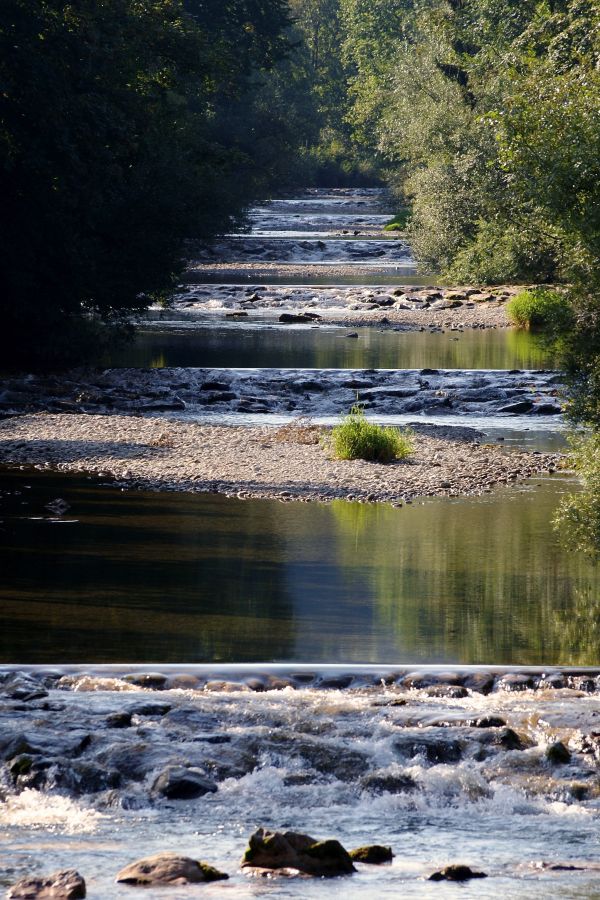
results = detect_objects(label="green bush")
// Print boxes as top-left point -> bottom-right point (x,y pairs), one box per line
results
329,405 -> 413,463
553,433 -> 600,559
384,210 -> 411,232
506,288 -> 573,331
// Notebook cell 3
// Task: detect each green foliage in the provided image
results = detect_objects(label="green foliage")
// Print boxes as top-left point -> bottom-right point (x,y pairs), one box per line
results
506,289 -> 574,332
553,434 -> 600,560
384,210 -> 410,232
329,405 -> 413,463
339,0 -> 598,284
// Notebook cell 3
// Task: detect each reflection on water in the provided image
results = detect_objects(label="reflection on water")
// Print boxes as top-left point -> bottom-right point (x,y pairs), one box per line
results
105,317 -> 555,370
0,470 -> 597,665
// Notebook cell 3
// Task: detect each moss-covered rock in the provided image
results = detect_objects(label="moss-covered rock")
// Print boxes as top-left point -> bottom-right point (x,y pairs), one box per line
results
116,853 -> 228,885
242,828 -> 355,877
350,845 -> 394,864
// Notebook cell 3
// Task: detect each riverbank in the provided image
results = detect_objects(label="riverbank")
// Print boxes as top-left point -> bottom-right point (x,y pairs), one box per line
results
0,413 -> 560,504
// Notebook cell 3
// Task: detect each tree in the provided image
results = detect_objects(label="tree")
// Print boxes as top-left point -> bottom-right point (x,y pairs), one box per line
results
0,0 -> 290,366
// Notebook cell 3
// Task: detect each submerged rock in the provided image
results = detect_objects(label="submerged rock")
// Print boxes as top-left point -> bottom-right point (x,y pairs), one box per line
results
242,827 -> 355,877
8,869 -> 86,899
429,864 -> 487,882
115,853 -> 228,885
350,845 -> 394,864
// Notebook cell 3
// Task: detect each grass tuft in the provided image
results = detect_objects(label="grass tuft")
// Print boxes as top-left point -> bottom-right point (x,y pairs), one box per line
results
329,405 -> 413,463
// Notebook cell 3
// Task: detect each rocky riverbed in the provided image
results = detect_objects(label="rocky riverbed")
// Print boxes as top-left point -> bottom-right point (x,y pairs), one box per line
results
3,666 -> 600,897
0,366 -> 563,421
0,414 -> 561,504
174,282 -> 517,329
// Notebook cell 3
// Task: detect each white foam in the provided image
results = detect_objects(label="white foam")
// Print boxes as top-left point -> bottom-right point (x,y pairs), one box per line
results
0,789 -> 105,833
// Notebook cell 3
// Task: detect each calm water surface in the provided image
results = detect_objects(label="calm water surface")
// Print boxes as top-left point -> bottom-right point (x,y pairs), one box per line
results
0,469 -> 596,665
105,315 -> 555,370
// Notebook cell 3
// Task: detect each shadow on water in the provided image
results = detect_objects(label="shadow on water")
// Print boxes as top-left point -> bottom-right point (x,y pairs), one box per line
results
0,469 -> 597,665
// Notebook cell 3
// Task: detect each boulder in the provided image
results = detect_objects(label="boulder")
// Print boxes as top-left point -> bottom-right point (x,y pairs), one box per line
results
546,741 -> 571,764
361,772 -> 417,794
350,845 -> 394,864
152,766 -> 218,800
429,864 -> 487,882
279,313 -> 312,324
8,869 -> 86,899
241,828 -> 355,877
116,854 -> 228,885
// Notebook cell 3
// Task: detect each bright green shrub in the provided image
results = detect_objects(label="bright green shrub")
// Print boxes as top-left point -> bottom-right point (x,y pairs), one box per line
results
329,405 -> 413,463
384,210 -> 410,232
506,288 -> 573,331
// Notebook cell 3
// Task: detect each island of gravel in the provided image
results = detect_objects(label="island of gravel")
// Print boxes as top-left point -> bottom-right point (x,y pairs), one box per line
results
0,413 -> 560,505
174,280 -> 518,330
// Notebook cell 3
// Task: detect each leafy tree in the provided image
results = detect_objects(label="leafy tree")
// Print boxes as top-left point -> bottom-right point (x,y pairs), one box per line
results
0,0 -> 290,366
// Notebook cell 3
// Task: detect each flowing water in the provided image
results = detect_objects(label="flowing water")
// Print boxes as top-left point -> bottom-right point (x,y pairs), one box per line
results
2,187 -> 595,898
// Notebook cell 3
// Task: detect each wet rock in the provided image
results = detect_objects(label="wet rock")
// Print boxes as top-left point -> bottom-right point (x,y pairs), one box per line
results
1,730 -> 91,762
361,772 -> 417,794
424,685 -> 468,699
279,313 -> 313,324
471,716 -> 506,728
318,674 -> 353,689
122,673 -> 167,690
393,731 -> 463,764
52,761 -> 121,795
200,381 -> 229,392
295,740 -> 368,781
8,869 -> 86,899
498,673 -> 536,692
106,712 -> 132,728
241,828 -> 355,877
350,845 -> 394,864
129,702 -> 171,717
499,400 -> 534,414
116,853 -> 228,885
532,402 -> 562,415
546,741 -> 571,764
10,755 -> 53,790
1,674 -> 48,702
429,864 -> 487,882
463,672 -> 495,694
492,727 -> 525,751
151,765 -> 218,799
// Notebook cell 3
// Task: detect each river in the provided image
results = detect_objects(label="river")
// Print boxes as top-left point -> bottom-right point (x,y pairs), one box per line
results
1,187 -> 599,898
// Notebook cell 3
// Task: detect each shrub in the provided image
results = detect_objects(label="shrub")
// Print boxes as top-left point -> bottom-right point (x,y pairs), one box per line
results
553,433 -> 600,559
506,288 -> 573,331
384,209 -> 411,232
329,405 -> 413,463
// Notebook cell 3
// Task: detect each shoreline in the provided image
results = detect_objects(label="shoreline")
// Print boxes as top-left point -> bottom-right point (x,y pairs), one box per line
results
0,413 -> 561,505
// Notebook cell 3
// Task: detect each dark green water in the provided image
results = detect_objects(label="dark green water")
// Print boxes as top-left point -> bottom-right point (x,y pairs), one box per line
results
1,469 -> 596,666
105,317 -> 555,370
